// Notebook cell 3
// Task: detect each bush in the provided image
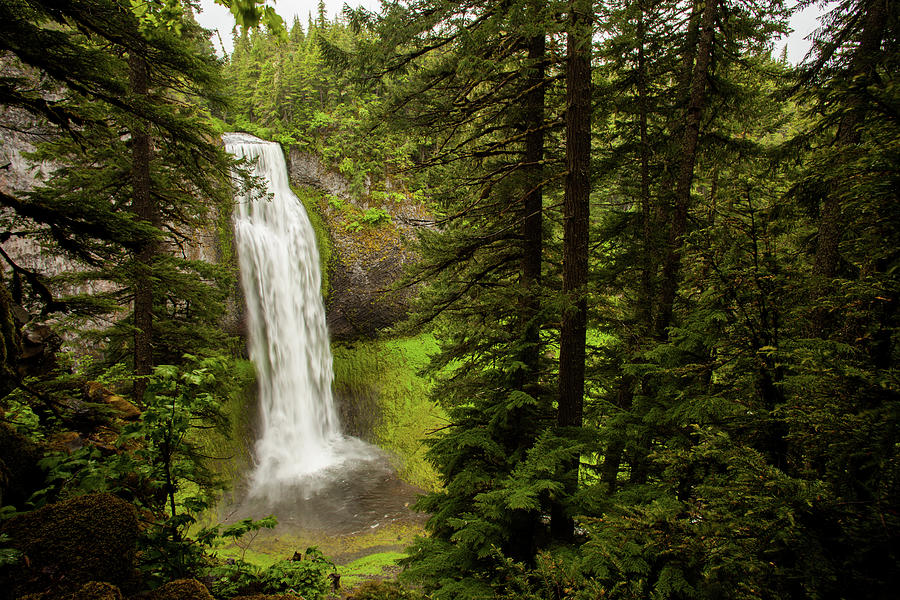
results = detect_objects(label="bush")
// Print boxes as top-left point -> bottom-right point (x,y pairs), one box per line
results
207,548 -> 333,599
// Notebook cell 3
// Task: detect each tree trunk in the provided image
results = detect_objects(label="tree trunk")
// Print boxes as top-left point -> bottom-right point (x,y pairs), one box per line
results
553,0 -> 591,541
129,54 -> 156,404
653,0 -> 716,340
519,31 -> 546,381
811,0 -> 886,334
508,28 -> 546,565
0,280 -> 21,397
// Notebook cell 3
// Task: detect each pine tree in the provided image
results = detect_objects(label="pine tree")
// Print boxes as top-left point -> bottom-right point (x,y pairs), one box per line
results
1,1 -> 237,393
552,0 -> 592,542
344,1 -> 567,594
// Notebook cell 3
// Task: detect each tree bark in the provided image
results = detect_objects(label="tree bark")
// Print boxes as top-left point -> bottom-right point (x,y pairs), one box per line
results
811,0 -> 886,334
129,54 -> 156,404
520,31 -> 546,379
508,28 -> 546,565
653,0 -> 716,340
553,0 -> 591,541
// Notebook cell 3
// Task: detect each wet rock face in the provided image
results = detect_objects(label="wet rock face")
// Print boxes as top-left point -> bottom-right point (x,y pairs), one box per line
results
287,149 -> 429,341
289,148 -> 356,199
0,493 -> 139,599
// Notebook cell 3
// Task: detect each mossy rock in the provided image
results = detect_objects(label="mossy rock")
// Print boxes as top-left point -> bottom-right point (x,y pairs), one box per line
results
345,581 -> 419,600
71,581 -> 124,600
0,422 -> 43,508
0,493 -> 138,598
229,595 -> 304,600
10,579 -> 123,600
144,579 -> 213,600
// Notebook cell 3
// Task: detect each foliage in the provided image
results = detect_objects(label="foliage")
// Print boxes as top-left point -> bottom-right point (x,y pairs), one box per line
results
206,548 -> 334,599
0,535 -> 22,568
222,13 -> 423,197
13,355 -> 246,583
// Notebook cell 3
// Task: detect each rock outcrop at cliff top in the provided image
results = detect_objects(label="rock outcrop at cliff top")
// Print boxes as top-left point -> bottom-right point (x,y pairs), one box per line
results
289,149 -> 429,341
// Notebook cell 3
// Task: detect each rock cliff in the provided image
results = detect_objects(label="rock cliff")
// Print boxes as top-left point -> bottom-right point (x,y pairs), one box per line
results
288,149 -> 427,341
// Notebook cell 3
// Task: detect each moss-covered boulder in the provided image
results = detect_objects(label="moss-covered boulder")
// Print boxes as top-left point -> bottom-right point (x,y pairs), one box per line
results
17,581 -> 122,600
144,579 -> 213,600
71,581 -> 124,600
84,382 -> 141,421
0,422 -> 43,508
345,581 -> 419,600
0,493 -> 138,599
229,595 -> 304,600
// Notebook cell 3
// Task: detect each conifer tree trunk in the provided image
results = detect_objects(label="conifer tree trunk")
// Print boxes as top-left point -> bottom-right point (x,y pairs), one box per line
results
0,280 -> 20,397
553,0 -> 591,541
129,54 -> 156,404
509,28 -> 546,563
653,0 -> 716,341
811,0 -> 886,334
602,0 -> 654,492
517,25 -> 546,382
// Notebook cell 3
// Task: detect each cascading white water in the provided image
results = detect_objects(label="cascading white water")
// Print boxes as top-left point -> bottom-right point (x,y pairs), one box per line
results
224,133 -> 373,502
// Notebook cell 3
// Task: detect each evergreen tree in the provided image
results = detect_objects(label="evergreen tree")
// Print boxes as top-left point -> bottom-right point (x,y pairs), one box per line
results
553,0 -> 592,542
2,2 -> 237,397
346,1 -> 569,595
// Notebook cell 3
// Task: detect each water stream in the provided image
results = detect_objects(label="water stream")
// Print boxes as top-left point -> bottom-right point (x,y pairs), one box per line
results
223,133 -> 401,523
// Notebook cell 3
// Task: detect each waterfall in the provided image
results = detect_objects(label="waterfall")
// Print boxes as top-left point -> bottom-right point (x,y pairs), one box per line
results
224,133 -> 372,502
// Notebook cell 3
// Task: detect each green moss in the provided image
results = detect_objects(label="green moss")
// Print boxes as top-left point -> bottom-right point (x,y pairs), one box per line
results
345,580 -> 420,600
231,594 -> 303,600
188,359 -> 257,520
291,185 -> 333,300
147,579 -> 213,600
338,552 -> 406,589
0,493 -> 139,596
71,581 -> 124,600
332,335 -> 444,491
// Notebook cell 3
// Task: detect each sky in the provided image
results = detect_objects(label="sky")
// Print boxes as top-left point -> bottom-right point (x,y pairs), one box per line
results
196,0 -> 380,54
196,0 -> 825,64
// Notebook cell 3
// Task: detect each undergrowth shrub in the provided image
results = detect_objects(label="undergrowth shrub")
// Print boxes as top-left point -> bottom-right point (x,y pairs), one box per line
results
207,548 -> 333,599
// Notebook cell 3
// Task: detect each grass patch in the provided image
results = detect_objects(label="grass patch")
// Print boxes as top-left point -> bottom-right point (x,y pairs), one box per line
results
338,551 -> 406,589
212,520 -> 424,567
332,334 -> 444,492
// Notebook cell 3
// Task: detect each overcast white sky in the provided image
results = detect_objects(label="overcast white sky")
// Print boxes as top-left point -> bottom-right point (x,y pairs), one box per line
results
196,0 -> 825,64
196,0 -> 381,54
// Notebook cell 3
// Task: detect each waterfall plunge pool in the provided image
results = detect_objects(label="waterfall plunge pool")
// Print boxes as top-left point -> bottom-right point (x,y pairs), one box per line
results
221,133 -> 424,540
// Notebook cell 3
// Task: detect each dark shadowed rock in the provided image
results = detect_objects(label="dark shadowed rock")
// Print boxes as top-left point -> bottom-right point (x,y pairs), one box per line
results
0,422 -> 43,508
